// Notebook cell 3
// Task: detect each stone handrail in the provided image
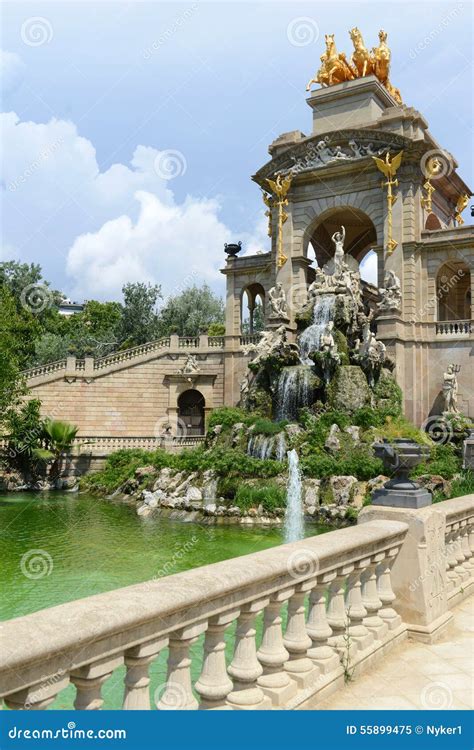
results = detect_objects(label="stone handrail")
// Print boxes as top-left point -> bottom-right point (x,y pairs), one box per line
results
0,519 -> 408,710
435,320 -> 471,335
72,435 -> 206,452
22,359 -> 68,379
22,336 -> 232,381
240,333 -> 262,346
440,496 -> 474,602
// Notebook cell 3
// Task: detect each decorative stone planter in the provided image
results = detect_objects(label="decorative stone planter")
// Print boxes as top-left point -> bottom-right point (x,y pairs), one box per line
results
371,439 -> 432,509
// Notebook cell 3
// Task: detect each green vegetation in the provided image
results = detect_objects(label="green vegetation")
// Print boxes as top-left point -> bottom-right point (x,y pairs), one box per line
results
252,418 -> 288,436
412,443 -> 462,480
33,419 -> 79,478
207,407 -> 250,431
234,482 -> 285,513
449,470 -> 474,498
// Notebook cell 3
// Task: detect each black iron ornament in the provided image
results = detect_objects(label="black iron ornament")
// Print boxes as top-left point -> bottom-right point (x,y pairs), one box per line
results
224,241 -> 242,257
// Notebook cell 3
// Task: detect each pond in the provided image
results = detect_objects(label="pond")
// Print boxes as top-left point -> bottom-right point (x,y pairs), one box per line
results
0,492 -> 330,709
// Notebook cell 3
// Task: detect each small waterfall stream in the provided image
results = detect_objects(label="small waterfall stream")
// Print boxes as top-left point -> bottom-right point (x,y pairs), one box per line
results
275,366 -> 314,421
299,294 -> 336,364
284,449 -> 304,543
247,432 -> 287,461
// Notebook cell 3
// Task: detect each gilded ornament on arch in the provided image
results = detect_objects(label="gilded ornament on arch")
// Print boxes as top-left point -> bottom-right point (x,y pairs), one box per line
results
266,173 -> 293,269
372,150 -> 403,255
454,193 -> 469,226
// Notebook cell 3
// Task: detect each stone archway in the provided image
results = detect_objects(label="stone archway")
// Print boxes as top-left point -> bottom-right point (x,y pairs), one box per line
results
305,206 -> 378,268
241,283 -> 266,334
177,389 -> 205,436
437,261 -> 471,321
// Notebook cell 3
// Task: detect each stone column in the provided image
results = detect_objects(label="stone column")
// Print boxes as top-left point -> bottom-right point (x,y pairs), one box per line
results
345,561 -> 374,651
227,598 -> 271,709
156,623 -> 207,710
283,580 -> 318,689
257,590 -> 297,706
376,550 -> 402,631
123,637 -> 168,710
358,505 -> 451,643
361,556 -> 388,641
195,611 -> 238,709
306,574 -> 340,674
70,655 -> 123,710
4,675 -> 70,710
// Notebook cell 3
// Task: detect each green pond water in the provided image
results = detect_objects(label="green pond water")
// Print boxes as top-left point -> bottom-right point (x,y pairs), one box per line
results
0,491 -> 329,709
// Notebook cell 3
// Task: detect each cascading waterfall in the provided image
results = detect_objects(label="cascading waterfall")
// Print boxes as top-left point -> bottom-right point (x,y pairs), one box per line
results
299,294 -> 336,364
247,433 -> 287,461
284,449 -> 304,543
275,366 -> 314,421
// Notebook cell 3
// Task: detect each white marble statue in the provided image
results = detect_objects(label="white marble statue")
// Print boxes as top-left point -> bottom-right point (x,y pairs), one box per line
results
242,325 -> 288,368
268,282 -> 288,318
443,364 -> 460,414
179,354 -> 200,375
331,225 -> 346,275
378,270 -> 402,312
321,321 -> 338,357
308,268 -> 328,300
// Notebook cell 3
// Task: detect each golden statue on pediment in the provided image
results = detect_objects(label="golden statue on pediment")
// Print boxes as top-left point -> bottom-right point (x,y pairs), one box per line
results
307,28 -> 402,104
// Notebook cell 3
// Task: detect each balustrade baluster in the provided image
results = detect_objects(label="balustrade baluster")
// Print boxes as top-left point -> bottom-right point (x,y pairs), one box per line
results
306,573 -> 340,674
195,611 -> 239,709
283,581 -> 318,688
71,656 -> 123,710
345,560 -> 374,651
446,525 -> 462,588
376,549 -> 402,630
227,599 -> 271,709
122,637 -> 168,710
327,567 -> 350,648
4,676 -> 69,710
361,554 -> 388,640
463,520 -> 474,571
453,522 -> 470,581
156,623 -> 207,710
257,589 -> 297,706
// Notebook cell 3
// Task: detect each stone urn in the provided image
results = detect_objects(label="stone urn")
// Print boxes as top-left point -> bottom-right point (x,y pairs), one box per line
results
224,241 -> 242,257
371,439 -> 432,508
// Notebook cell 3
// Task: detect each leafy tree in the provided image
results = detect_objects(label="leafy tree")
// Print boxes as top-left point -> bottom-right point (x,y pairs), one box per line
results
207,322 -> 225,336
34,332 -> 72,364
0,287 -> 30,423
34,419 -> 79,478
157,284 -> 224,337
5,399 -> 45,473
118,282 -> 162,347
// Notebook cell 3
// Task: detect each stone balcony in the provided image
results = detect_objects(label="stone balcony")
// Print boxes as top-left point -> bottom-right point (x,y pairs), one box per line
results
0,495 -> 472,711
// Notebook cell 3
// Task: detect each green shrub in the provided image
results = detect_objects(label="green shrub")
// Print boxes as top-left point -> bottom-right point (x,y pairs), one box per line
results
207,407 -> 249,431
353,407 -> 385,429
338,449 -> 383,480
207,323 -> 225,337
412,443 -> 461,480
217,475 -> 240,500
252,418 -> 287,436
448,470 -> 474,498
234,482 -> 286,513
301,453 -> 338,478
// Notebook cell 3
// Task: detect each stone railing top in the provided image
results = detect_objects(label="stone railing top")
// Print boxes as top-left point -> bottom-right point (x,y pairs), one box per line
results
436,494 -> 474,525
0,519 -> 407,695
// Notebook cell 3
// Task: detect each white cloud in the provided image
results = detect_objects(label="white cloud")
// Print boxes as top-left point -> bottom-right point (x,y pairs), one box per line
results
67,190 -> 231,299
1,112 -> 251,300
0,51 -> 25,95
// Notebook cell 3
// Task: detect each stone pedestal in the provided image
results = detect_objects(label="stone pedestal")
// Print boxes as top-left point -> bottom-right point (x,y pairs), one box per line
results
372,487 -> 432,509
266,314 -> 290,331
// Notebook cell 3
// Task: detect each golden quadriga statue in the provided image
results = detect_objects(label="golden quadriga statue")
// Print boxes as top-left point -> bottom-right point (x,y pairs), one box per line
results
307,28 -> 402,104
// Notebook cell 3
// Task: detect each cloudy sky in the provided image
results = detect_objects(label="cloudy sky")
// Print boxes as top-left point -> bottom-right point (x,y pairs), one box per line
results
1,1 -> 472,302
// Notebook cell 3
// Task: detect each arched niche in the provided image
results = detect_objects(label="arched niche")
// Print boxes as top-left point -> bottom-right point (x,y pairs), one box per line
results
304,206 -> 378,269
177,389 -> 205,436
437,261 -> 471,321
425,213 -> 442,230
241,283 -> 266,334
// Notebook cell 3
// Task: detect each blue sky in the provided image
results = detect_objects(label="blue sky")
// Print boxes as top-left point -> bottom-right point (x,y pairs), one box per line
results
1,1 -> 472,302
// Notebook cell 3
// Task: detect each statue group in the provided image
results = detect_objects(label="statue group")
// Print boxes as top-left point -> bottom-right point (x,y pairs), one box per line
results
306,28 -> 402,104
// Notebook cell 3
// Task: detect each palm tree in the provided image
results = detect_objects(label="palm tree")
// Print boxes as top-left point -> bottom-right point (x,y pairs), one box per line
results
34,419 -> 78,479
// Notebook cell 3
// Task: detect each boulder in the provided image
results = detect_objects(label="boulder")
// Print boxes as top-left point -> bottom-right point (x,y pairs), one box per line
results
325,424 -> 341,453
345,426 -> 361,443
329,475 -> 358,505
204,503 -> 217,515
351,481 -> 368,508
137,504 -> 153,517
366,475 -> 388,496
153,468 -> 175,491
135,465 -> 157,480
185,486 -> 203,503
305,505 -> 317,516
327,365 -> 371,413
304,478 -> 321,507
416,474 -> 450,497
228,506 -> 241,516
285,423 -> 304,439
202,470 -> 218,501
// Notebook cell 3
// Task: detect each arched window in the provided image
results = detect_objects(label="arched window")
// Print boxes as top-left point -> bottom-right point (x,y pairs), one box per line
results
425,213 -> 442,230
437,261 -> 471,321
241,283 -> 266,334
306,207 -> 377,269
178,389 -> 205,436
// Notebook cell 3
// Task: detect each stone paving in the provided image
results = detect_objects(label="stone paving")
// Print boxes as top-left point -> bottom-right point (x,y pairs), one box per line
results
315,600 -> 473,710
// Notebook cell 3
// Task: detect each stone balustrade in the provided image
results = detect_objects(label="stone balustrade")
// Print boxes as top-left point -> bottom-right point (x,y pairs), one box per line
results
0,519 -> 409,711
435,320 -> 471,336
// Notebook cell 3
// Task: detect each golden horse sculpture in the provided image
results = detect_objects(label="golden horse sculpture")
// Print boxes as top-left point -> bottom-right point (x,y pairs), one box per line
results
307,28 -> 402,104
306,33 -> 355,91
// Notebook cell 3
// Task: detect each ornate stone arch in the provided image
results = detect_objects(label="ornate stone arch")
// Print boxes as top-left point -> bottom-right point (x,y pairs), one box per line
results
302,204 -> 380,268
